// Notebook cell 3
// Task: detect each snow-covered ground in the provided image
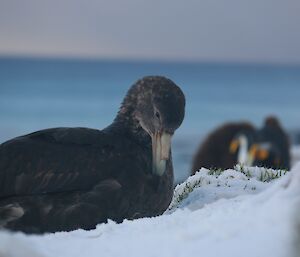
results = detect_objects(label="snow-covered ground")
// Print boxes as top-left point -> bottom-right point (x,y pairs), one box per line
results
292,145 -> 300,166
1,162 -> 300,257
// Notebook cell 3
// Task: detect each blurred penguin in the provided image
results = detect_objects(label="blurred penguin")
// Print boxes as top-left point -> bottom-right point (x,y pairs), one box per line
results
191,122 -> 256,174
253,116 -> 291,170
191,116 -> 291,175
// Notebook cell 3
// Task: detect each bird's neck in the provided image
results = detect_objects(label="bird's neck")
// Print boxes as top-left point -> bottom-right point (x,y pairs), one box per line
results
108,99 -> 151,147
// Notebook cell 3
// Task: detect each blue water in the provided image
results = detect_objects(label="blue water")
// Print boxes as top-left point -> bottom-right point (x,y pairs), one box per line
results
1,57 -> 300,182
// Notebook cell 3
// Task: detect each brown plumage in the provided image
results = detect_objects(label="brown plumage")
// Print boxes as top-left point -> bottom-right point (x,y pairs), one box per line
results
191,122 -> 255,174
0,76 -> 185,233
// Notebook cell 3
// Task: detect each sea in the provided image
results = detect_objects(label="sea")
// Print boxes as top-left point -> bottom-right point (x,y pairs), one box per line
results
1,57 -> 300,182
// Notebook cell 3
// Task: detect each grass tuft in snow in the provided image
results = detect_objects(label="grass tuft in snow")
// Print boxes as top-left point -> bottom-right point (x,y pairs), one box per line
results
168,165 -> 289,211
235,164 -> 288,182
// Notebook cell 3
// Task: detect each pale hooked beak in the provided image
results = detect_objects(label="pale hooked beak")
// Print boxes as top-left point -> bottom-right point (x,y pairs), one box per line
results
151,132 -> 172,176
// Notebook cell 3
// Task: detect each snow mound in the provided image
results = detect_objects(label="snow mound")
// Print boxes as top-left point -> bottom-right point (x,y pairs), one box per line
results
0,165 -> 300,257
168,165 -> 287,211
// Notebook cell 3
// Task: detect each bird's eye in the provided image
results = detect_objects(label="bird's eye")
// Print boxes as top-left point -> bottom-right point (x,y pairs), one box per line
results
155,111 -> 160,119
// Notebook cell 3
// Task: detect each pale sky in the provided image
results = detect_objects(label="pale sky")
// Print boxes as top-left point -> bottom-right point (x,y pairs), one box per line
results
0,0 -> 300,63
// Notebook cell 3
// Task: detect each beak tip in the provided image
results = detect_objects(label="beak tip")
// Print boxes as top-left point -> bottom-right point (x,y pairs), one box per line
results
153,160 -> 167,176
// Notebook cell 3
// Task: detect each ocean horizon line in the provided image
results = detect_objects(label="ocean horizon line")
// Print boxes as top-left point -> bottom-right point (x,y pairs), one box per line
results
1,54 -> 300,68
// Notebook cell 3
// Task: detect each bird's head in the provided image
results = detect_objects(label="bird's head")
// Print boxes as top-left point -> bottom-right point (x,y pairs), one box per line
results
125,76 -> 185,176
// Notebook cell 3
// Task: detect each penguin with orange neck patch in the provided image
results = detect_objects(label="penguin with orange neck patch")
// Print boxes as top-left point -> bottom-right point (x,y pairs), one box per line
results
191,116 -> 291,175
253,116 -> 290,170
191,122 -> 255,174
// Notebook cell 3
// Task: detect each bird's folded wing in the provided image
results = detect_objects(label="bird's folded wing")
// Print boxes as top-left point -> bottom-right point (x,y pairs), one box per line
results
0,127 -> 118,198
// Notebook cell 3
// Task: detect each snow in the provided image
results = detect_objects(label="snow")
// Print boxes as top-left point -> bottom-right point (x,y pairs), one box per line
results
292,145 -> 300,166
168,165 -> 287,211
1,162 -> 300,256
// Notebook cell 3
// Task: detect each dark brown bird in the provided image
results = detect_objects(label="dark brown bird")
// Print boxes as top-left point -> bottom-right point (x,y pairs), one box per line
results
191,122 -> 255,174
0,76 -> 185,233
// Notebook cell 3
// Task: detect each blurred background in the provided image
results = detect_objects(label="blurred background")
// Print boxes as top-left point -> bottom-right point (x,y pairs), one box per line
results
1,0 -> 300,183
